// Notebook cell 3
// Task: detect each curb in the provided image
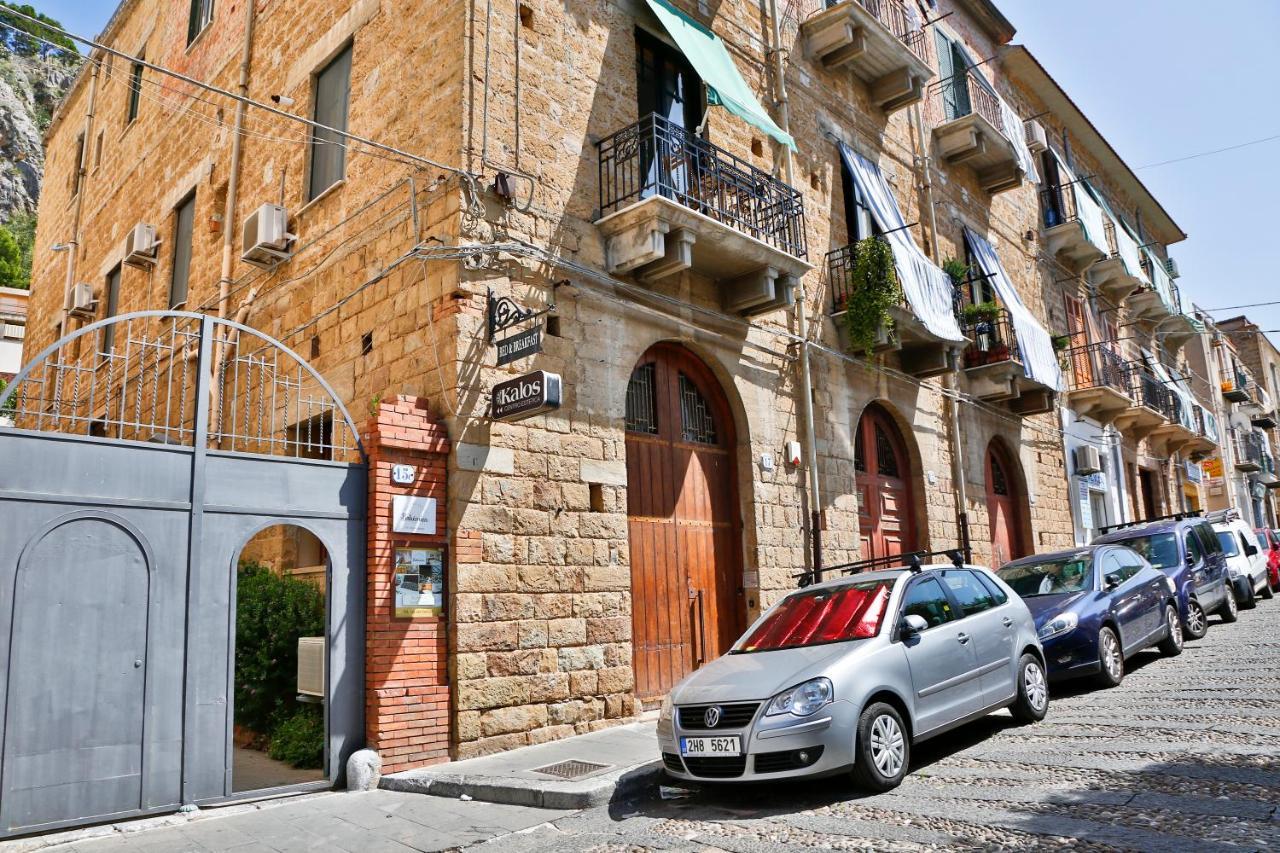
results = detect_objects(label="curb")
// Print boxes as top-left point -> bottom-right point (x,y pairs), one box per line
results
380,759 -> 665,810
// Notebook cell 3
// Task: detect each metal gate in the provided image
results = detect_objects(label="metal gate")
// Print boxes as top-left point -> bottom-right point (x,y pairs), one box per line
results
0,312 -> 366,838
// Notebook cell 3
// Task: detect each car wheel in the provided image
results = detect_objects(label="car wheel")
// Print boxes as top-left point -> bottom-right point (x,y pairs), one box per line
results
1261,580 -> 1274,600
1009,653 -> 1049,723
851,702 -> 910,792
1217,589 -> 1238,623
1238,581 -> 1257,610
1157,603 -> 1184,656
1182,596 -> 1203,637
1095,626 -> 1124,688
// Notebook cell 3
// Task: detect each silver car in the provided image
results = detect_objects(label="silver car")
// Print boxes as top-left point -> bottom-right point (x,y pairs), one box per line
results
658,560 -> 1047,791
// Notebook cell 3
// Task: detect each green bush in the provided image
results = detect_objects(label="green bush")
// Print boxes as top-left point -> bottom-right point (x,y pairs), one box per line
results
843,236 -> 901,357
268,705 -> 325,769
234,560 -> 325,738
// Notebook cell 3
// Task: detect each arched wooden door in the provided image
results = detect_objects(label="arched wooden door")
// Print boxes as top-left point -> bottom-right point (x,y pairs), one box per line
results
855,404 -> 918,559
986,441 -> 1029,565
625,343 -> 744,702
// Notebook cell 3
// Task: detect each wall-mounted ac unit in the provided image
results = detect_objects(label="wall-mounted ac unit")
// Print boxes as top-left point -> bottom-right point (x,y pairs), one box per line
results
1074,444 -> 1103,476
122,222 -> 160,268
1024,119 -> 1048,154
296,636 -> 325,700
241,203 -> 295,269
1,321 -> 24,340
1164,256 -> 1180,279
68,282 -> 97,319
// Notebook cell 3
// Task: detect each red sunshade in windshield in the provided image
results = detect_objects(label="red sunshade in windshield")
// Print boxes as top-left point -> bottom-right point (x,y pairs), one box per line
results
741,583 -> 891,651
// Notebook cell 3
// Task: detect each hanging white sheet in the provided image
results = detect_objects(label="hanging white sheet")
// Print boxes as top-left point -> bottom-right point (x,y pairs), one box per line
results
1144,349 -> 1195,429
963,226 -> 1064,391
1048,149 -> 1107,257
838,143 -> 966,342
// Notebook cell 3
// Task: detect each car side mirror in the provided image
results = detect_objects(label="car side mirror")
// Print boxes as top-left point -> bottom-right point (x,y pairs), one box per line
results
1245,543 -> 1259,557
1105,574 -> 1121,590
900,614 -> 928,637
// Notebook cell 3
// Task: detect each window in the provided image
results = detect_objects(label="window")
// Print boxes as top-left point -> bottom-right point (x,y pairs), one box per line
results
934,30 -> 974,121
101,266 -> 122,352
1184,530 -> 1204,567
169,192 -> 196,309
1114,532 -> 1178,571
126,53 -> 144,124
997,555 -> 1092,597
307,44 -> 352,201
1101,552 -> 1138,586
901,577 -> 954,628
187,0 -> 215,46
1195,522 -> 1222,555
736,580 -> 893,652
941,569 -> 1000,615
1216,531 -> 1239,557
839,162 -> 879,245
974,571 -> 1009,605
69,133 -> 85,195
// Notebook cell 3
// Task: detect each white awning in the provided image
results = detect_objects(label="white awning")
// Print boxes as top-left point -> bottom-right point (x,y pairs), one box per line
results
1147,351 -> 1196,430
963,227 -> 1064,391
838,143 -> 965,342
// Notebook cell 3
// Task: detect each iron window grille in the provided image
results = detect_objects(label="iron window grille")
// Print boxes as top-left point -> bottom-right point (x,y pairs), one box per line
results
597,113 -> 807,261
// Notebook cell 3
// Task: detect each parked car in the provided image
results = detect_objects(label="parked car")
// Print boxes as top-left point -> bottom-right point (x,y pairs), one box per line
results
657,558 -> 1046,792
1254,527 -> 1280,592
1209,511 -> 1272,608
997,545 -> 1182,687
1092,515 -> 1234,638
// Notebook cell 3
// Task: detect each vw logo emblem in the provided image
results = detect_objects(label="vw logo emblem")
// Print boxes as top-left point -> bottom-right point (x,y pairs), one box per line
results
704,705 -> 722,728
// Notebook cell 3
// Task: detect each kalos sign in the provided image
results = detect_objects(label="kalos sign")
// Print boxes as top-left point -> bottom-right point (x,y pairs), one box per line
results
491,370 -> 562,422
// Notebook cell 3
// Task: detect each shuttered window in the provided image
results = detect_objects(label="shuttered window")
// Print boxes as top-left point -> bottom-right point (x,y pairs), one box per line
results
187,0 -> 215,46
307,45 -> 352,201
126,55 -> 144,123
102,266 -> 122,353
169,193 -> 196,309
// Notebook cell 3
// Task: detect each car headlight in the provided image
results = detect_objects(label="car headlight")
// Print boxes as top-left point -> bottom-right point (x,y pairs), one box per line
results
659,694 -> 674,724
765,677 -> 833,717
1165,576 -> 1177,595
1037,611 -> 1078,641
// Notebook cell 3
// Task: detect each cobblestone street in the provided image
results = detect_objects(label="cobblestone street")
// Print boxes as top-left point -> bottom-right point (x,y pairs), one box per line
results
26,597 -> 1279,853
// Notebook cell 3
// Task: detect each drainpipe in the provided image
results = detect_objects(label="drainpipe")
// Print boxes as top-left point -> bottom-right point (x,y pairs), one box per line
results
911,101 -> 971,560
766,0 -> 824,581
217,0 -> 256,326
58,62 -> 99,355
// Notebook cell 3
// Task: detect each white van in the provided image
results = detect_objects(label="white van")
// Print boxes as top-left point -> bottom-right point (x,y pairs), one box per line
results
1210,511 -> 1273,609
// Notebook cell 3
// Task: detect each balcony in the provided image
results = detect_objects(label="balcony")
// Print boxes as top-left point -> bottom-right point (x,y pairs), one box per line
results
1114,366 -> 1172,439
1041,184 -> 1107,272
800,0 -> 934,113
1127,256 -> 1179,323
1234,430 -> 1265,472
827,241 -> 963,377
1245,385 -> 1276,428
1221,369 -> 1251,403
1148,390 -> 1200,456
927,71 -> 1026,195
1089,221 -> 1145,304
1183,403 -> 1221,459
595,114 -> 811,316
1063,342 -> 1132,425
958,306 -> 1056,414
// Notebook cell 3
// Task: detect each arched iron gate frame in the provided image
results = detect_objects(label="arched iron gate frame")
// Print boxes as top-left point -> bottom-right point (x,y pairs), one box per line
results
0,312 -> 368,837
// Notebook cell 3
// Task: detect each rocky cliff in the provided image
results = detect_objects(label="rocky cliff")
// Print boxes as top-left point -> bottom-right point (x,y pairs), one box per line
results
0,49 -> 76,220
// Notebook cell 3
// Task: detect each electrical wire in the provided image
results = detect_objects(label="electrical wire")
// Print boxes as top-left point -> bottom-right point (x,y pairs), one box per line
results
1137,132 -> 1280,171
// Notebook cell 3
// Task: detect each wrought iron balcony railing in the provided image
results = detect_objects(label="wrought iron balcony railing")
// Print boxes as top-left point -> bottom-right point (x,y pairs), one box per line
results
926,69 -> 1006,137
828,0 -> 929,63
1132,367 -> 1173,420
1063,341 -> 1129,397
960,306 -> 1021,370
1041,182 -> 1082,231
1234,429 -> 1265,470
597,113 -> 807,260
826,238 -> 909,314
1196,405 -> 1221,444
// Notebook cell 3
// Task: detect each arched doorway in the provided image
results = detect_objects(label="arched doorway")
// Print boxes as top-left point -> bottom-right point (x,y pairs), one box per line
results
855,403 -> 918,559
625,343 -> 744,702
986,440 -> 1029,565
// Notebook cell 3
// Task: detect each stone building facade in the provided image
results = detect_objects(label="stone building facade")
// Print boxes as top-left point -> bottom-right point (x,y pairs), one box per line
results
25,0 -> 1209,768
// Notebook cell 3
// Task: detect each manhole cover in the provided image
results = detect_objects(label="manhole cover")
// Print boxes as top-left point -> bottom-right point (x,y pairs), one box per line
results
531,759 -> 612,780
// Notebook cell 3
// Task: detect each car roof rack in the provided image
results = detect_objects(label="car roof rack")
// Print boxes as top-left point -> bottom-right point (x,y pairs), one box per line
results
795,548 -> 968,588
1098,510 -> 1203,535
1203,507 -> 1239,524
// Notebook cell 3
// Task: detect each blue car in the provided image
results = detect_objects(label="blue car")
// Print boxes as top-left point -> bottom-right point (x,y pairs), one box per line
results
1092,515 -> 1234,639
997,546 -> 1183,686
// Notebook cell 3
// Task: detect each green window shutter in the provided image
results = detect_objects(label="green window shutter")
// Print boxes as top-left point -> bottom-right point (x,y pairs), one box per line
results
308,45 -> 352,201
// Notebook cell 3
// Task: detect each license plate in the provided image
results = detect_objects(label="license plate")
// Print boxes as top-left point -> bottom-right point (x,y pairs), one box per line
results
680,736 -> 741,756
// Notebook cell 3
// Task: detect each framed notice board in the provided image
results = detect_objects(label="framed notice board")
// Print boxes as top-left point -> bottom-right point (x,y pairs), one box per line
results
393,546 -> 445,617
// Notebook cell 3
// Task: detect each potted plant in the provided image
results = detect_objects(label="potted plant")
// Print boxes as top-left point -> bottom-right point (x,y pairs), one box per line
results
941,257 -> 969,287
841,237 -> 902,357
961,300 -> 999,327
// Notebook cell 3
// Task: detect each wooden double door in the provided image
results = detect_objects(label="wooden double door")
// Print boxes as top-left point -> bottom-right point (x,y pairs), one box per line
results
625,344 -> 744,702
855,404 -> 918,560
986,441 -> 1029,566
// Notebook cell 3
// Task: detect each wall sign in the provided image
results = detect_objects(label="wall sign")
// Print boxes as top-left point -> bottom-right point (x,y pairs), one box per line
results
496,324 -> 543,366
392,494 -> 437,534
391,464 -> 416,485
491,370 -> 562,422
394,547 -> 445,617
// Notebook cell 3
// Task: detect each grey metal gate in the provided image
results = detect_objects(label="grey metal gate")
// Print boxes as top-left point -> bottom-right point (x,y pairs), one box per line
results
0,311 -> 367,838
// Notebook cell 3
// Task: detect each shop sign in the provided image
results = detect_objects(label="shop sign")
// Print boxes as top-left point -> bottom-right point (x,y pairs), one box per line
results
1078,480 -> 1093,530
392,494 -> 437,534
491,370 -> 561,422
1185,460 -> 1203,484
1202,457 -> 1224,480
496,324 -> 542,366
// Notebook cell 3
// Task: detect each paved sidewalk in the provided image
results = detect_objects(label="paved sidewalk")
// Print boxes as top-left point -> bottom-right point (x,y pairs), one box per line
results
382,721 -> 661,809
16,790 -> 570,853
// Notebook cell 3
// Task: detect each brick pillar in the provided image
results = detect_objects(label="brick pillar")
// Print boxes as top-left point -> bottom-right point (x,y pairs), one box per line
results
364,396 -> 451,773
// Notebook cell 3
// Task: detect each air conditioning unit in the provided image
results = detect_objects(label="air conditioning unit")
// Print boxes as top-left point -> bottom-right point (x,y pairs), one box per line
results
1,321 -> 24,340
122,222 -> 160,268
1164,256 -> 1180,279
296,636 -> 325,700
241,203 -> 296,269
68,282 -> 97,319
1074,444 -> 1103,476
1024,119 -> 1048,154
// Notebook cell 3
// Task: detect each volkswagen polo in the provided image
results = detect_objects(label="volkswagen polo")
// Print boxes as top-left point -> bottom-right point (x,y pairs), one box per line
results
657,555 -> 1047,792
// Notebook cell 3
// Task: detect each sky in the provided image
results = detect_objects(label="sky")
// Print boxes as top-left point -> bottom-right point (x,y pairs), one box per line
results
32,1 -> 1280,340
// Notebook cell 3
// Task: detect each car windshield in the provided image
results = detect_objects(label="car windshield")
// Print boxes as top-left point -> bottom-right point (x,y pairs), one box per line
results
1217,531 -> 1239,556
1111,533 -> 1179,570
998,556 -> 1094,596
735,580 -> 893,652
